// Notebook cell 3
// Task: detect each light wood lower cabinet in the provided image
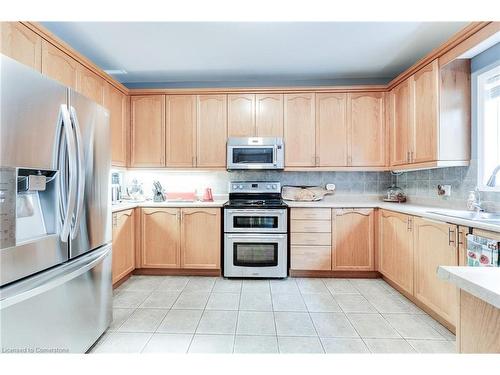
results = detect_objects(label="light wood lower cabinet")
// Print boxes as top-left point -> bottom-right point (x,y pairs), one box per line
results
141,208 -> 180,268
379,210 -> 414,295
181,208 -> 221,269
140,207 -> 221,270
332,208 -> 375,270
112,209 -> 135,284
413,217 -> 459,327
290,208 -> 332,270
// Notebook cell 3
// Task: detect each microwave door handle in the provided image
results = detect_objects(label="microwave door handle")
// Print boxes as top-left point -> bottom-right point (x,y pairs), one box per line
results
69,106 -> 85,240
58,104 -> 77,242
273,145 -> 277,165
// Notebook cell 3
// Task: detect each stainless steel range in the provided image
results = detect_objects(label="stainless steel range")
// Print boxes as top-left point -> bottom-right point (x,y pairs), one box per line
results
223,181 -> 288,278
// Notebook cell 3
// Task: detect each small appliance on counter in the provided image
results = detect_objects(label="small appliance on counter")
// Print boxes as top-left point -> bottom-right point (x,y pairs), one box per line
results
383,184 -> 407,203
111,172 -> 122,204
282,185 -> 334,201
202,187 -> 214,202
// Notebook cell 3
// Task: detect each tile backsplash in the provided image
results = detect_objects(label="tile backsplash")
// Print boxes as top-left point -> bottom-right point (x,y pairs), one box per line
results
121,170 -> 392,199
393,159 -> 500,210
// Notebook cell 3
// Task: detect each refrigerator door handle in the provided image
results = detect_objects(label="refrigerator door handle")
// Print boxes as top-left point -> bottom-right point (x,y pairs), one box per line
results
69,106 -> 85,240
58,104 -> 77,242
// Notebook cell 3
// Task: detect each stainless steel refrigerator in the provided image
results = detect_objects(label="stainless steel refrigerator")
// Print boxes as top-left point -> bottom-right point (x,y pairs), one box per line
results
0,55 -> 112,353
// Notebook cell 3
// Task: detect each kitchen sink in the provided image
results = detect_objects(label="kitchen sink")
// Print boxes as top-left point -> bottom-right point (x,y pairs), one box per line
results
428,210 -> 500,222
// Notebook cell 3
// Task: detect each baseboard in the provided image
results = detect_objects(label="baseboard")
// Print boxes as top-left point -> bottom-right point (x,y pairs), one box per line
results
133,268 -> 221,277
112,272 -> 133,289
290,270 -> 381,278
381,275 -> 456,334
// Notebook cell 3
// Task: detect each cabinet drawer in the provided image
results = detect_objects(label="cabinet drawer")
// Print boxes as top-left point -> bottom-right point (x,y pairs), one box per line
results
291,246 -> 331,270
291,208 -> 331,220
291,220 -> 331,233
291,232 -> 331,246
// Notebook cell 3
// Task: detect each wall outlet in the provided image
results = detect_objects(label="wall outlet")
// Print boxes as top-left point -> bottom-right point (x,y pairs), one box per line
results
437,184 -> 451,197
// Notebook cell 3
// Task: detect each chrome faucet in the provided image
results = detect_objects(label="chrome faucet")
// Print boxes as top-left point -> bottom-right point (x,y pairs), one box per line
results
486,165 -> 500,187
467,188 -> 484,212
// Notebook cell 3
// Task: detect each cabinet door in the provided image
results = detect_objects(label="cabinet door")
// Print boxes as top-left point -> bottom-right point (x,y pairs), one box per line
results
1,22 -> 41,70
112,209 -> 135,284
284,93 -> 316,167
130,95 -> 165,167
348,92 -> 385,167
413,217 -> 458,326
104,84 -> 128,167
180,208 -> 221,269
166,95 -> 196,167
141,208 -> 180,268
411,60 -> 439,163
332,208 -> 375,270
391,80 -> 412,166
379,210 -> 413,294
316,93 -> 348,166
41,40 -> 78,89
458,226 -> 469,266
256,94 -> 283,137
197,94 -> 227,167
228,94 -> 255,137
77,65 -> 104,104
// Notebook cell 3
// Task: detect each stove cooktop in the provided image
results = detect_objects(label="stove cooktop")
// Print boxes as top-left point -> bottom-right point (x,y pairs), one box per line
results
224,199 -> 288,209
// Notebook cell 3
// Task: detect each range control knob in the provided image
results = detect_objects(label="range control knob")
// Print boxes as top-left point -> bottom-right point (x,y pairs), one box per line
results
272,184 -> 277,189
266,184 -> 271,189
232,184 -> 238,190
238,185 -> 243,189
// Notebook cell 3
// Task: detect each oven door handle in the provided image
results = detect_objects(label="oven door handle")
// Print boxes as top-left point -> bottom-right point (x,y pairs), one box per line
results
226,234 -> 287,239
226,209 -> 286,215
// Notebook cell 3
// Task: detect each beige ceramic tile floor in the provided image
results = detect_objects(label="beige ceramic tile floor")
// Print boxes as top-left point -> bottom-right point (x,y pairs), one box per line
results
89,276 -> 456,354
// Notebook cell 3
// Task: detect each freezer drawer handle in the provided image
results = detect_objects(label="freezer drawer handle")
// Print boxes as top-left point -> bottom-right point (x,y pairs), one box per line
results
0,246 -> 110,309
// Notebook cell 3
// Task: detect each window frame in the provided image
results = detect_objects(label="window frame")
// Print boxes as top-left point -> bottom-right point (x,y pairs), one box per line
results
476,61 -> 500,192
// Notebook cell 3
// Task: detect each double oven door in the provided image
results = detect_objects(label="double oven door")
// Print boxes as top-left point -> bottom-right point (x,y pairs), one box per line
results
224,208 -> 288,278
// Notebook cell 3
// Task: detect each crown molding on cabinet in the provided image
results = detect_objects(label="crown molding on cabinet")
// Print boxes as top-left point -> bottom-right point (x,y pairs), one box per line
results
22,22 -> 130,95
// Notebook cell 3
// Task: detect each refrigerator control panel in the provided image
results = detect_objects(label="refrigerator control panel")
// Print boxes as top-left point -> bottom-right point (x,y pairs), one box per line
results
0,167 -> 16,249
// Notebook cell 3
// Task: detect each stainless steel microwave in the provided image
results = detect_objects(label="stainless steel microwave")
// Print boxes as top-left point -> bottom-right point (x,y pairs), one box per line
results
226,137 -> 284,170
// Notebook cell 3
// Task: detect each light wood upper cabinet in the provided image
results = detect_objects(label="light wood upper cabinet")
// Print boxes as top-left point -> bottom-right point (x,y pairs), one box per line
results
284,93 -> 316,167
130,95 -> 165,167
228,94 -> 255,137
379,210 -> 414,295
77,65 -> 104,104
316,93 -> 348,167
413,217 -> 459,326
41,40 -> 78,89
166,95 -> 196,167
140,208 -> 180,268
391,79 -> 412,166
256,94 -> 284,137
348,92 -> 385,167
181,208 -> 221,269
104,84 -> 129,167
197,95 -> 227,168
332,208 -> 375,270
1,22 -> 41,71
112,209 -> 135,285
412,60 -> 439,163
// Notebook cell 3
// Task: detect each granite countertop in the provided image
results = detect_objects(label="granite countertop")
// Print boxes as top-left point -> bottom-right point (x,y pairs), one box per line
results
112,199 -> 227,212
285,198 -> 500,232
437,266 -> 500,308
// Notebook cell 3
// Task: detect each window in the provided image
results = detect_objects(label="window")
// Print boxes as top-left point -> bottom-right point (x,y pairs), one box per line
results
477,64 -> 500,191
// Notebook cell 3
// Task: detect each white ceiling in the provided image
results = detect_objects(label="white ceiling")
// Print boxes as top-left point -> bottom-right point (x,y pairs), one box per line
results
42,22 -> 468,88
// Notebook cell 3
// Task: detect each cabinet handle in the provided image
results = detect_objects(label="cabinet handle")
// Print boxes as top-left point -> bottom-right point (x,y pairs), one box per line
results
316,156 -> 320,166
176,211 -> 181,221
311,156 -> 316,166
407,217 -> 410,232
448,227 -> 456,246
410,151 -> 414,163
192,156 -> 196,167
407,151 -> 410,163
458,230 -> 464,245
